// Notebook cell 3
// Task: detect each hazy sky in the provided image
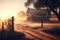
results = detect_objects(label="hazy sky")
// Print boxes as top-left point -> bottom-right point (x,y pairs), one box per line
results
0,0 -> 27,18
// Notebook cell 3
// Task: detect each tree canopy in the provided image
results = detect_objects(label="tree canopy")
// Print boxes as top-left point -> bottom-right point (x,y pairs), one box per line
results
25,0 -> 60,21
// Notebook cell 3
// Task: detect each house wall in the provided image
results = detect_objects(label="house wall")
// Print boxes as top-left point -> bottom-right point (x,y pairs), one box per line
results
27,15 -> 50,22
26,8 -> 51,22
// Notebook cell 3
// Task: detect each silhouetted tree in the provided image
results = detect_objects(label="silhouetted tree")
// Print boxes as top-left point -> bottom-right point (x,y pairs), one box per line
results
34,0 -> 60,21
25,0 -> 60,21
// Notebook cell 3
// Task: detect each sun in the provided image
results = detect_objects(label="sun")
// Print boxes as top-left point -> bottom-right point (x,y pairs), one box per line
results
0,13 -> 16,21
0,10 -> 27,22
0,15 -> 8,21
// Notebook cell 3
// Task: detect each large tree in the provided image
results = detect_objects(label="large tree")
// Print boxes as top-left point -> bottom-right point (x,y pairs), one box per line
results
25,0 -> 60,21
34,0 -> 60,21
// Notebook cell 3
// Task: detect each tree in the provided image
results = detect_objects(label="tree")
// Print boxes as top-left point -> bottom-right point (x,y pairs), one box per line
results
34,0 -> 60,21
26,0 -> 60,21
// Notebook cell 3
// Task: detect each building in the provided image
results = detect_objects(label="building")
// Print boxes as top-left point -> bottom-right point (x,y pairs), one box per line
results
26,8 -> 51,22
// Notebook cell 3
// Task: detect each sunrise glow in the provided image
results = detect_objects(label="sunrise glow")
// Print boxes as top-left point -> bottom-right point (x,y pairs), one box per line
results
0,0 -> 27,21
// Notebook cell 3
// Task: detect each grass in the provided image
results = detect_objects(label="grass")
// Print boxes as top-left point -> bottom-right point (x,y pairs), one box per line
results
0,31 -> 27,40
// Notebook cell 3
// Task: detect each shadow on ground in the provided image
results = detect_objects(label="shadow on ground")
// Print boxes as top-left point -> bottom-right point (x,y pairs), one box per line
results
42,27 -> 60,36
0,31 -> 27,40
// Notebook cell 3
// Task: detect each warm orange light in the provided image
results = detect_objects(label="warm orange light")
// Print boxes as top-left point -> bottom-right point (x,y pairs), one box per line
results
0,13 -> 16,21
0,10 -> 27,23
0,15 -> 6,21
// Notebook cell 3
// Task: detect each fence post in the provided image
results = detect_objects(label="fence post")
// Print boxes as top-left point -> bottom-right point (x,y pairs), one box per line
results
11,16 -> 14,32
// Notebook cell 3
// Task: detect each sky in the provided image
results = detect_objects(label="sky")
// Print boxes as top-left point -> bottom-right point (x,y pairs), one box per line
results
0,0 -> 27,19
